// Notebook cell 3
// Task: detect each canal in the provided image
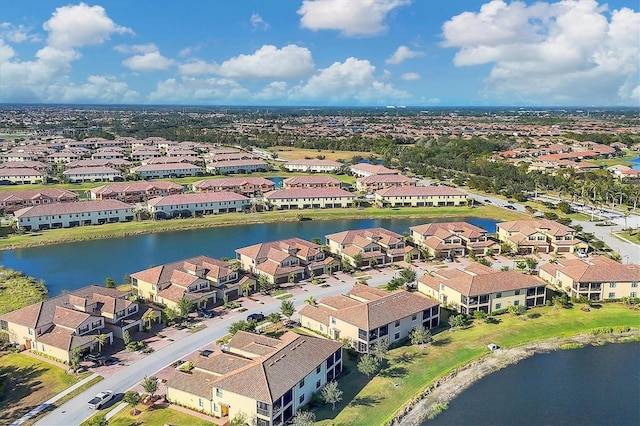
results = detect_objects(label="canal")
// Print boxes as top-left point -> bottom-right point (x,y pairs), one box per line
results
0,216 -> 497,296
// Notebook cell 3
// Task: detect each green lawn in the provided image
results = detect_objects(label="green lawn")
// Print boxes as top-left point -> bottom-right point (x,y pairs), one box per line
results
0,205 -> 526,250
0,353 -> 90,424
0,268 -> 48,315
587,150 -> 639,168
107,406 -> 215,426
315,303 -> 640,426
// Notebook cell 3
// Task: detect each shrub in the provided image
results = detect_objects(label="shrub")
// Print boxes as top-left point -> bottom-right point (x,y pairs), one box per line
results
490,308 -> 509,316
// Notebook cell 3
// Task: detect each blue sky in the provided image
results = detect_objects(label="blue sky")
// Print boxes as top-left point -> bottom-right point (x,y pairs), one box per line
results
1,0 -> 638,106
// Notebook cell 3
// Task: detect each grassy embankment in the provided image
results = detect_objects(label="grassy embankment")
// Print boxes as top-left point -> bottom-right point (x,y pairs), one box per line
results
314,303 -> 640,425
0,267 -> 48,315
81,405 -> 216,426
0,205 -> 525,251
0,353 -> 91,425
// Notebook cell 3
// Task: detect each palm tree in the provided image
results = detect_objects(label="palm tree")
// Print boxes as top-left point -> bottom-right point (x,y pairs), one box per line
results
176,297 -> 193,318
399,268 -> 417,290
142,309 -> 155,329
241,281 -> 252,297
304,296 -> 317,306
94,332 -> 108,353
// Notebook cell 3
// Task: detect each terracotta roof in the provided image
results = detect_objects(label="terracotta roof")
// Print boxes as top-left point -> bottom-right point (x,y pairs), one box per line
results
62,167 -> 121,176
349,164 -> 398,175
542,256 -> 640,283
147,191 -> 249,207
130,255 -> 236,286
264,187 -> 355,200
131,163 -> 201,172
0,189 -> 78,202
376,186 -> 466,197
0,168 -> 44,177
419,267 -> 546,296
236,238 -> 321,263
326,227 -> 403,246
91,181 -> 183,195
410,221 -> 486,239
357,175 -> 416,184
14,200 -> 132,218
283,175 -> 342,186
497,219 -> 575,237
192,177 -> 275,190
284,159 -> 342,167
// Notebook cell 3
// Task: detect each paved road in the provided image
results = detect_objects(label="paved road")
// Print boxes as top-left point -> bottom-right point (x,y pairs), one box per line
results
35,282 -> 353,426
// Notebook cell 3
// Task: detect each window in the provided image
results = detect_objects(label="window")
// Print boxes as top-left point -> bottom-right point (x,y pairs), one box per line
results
299,394 -> 305,404
495,303 -> 502,309
632,282 -> 638,288
316,365 -> 321,374
610,282 -> 616,288
496,293 -> 502,298
631,292 -> 637,298
330,316 -> 336,325
411,314 -> 417,321
316,380 -> 321,389
216,388 -> 222,397
514,290 -> 520,296
299,378 -> 305,388
199,398 -> 204,407
395,320 -> 400,327
608,292 -> 615,298
394,332 -> 400,340
514,300 -> 519,306
28,328 -> 33,335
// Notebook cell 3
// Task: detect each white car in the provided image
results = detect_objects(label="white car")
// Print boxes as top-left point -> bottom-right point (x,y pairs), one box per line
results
88,390 -> 114,409
576,251 -> 588,259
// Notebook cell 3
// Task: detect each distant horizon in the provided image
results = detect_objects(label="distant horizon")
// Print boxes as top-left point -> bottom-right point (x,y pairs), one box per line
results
1,1 -> 638,106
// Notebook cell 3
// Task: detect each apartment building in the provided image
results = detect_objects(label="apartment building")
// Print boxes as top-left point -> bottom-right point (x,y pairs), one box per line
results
14,200 -> 134,231
410,221 -> 499,258
130,163 -> 202,179
62,166 -> 122,183
0,168 -> 46,184
206,159 -> 269,175
90,181 -> 184,203
0,188 -> 79,213
356,174 -> 416,192
192,177 -> 275,196
374,186 -> 468,208
282,175 -> 342,189
299,284 -> 439,353
349,163 -> 398,178
496,220 -> 588,254
146,192 -> 250,218
283,159 -> 342,173
325,227 -> 419,267
263,188 -> 355,210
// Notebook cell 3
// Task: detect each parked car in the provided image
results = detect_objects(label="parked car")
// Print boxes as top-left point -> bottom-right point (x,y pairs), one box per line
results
198,307 -> 214,318
484,199 -> 492,203
88,390 -> 114,409
576,250 -> 588,258
247,313 -> 265,322
504,205 -> 516,210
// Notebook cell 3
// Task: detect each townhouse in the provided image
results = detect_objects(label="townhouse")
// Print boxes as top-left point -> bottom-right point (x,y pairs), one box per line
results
282,175 -> 342,189
130,255 -> 255,309
205,152 -> 260,162
325,227 -> 419,267
0,168 -> 46,184
129,149 -> 162,162
146,192 -> 251,218
142,156 -> 204,166
299,284 -> 439,353
375,186 -> 468,207
192,177 -> 275,196
0,286 -> 155,362
67,159 -> 132,170
130,163 -> 203,179
496,219 -> 588,254
539,256 -> 640,301
62,166 -> 123,183
410,221 -> 500,258
263,188 -> 355,210
0,188 -> 79,213
418,264 -> 548,314
283,159 -> 343,173
206,159 -> 269,175
356,174 -> 417,192
349,163 -> 399,178
0,160 -> 49,173
236,237 -> 338,284
90,181 -> 184,203
166,331 -> 342,425
14,200 -> 134,231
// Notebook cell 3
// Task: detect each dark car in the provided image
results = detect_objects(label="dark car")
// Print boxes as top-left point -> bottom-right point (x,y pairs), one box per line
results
484,199 -> 492,203
198,307 -> 214,318
505,205 -> 516,210
247,313 -> 265,322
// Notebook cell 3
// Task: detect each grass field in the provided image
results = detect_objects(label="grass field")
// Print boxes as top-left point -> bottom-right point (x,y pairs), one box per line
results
271,146 -> 377,162
587,150 -> 639,168
0,268 -> 48,315
106,406 -> 216,426
0,205 -> 525,250
314,303 -> 640,425
0,353 -> 90,424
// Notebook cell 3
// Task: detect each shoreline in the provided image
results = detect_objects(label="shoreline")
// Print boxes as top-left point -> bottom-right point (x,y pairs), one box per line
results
392,331 -> 640,425
0,206 -> 522,251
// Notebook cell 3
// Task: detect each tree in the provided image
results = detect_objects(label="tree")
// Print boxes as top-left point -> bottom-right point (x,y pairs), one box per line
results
163,307 -> 178,325
357,353 -> 381,377
241,281 -> 252,297
370,337 -> 389,361
141,375 -> 159,399
123,330 -> 132,346
176,297 -> 193,317
321,381 -> 343,410
268,312 -> 281,325
352,253 -> 363,268
508,305 -> 527,315
229,320 -> 256,335
409,326 -> 432,347
94,333 -> 108,353
258,274 -> 273,294
304,296 -> 317,306
448,314 -> 466,330
290,410 -> 316,426
104,277 -> 116,288
87,414 -> 108,426
280,299 -> 295,320
311,237 -> 323,245
516,260 -> 527,272
69,346 -> 82,374
385,277 -> 404,291
123,390 -> 141,415
399,268 -> 417,290
142,309 -> 155,329
525,257 -> 538,273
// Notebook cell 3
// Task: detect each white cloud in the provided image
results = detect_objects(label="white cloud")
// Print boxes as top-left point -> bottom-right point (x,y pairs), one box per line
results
218,44 -> 314,79
122,51 -> 175,72
292,57 -> 409,104
178,44 -> 202,57
250,13 -> 270,30
149,77 -> 250,103
298,0 -> 411,36
54,75 -> 141,103
114,43 -> 158,54
178,59 -> 219,76
442,0 -> 640,105
0,23 -> 40,43
401,72 -> 420,81
386,45 -> 424,64
44,3 -> 132,48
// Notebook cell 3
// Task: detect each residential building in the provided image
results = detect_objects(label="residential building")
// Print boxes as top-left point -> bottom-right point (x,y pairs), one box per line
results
130,163 -> 202,179
539,256 -> 640,301
282,176 -> 342,189
62,166 -> 122,183
496,220 -> 588,254
90,181 -> 184,203
67,159 -> 132,170
283,159 -> 342,173
146,192 -> 250,218
418,264 -> 548,314
349,163 -> 398,178
299,284 -> 439,353
374,186 -> 468,207
205,152 -> 260,162
263,188 -> 355,210
0,286 -> 155,362
206,159 -> 269,174
165,331 -> 342,425
0,161 -> 49,173
129,149 -> 162,161
236,238 -> 338,284
130,256 -> 254,309
0,188 -> 79,213
325,227 -> 419,267
14,200 -> 134,231
0,168 -> 45,184
192,177 -> 275,196
356,174 -> 416,192
410,221 -> 500,258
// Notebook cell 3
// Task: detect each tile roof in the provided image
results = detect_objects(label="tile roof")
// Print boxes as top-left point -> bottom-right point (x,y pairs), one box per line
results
236,238 -> 321,263
264,187 -> 355,200
14,199 -> 133,218
497,219 -> 575,236
130,163 -> 201,172
349,164 -> 398,175
130,255 -> 235,286
0,188 -> 78,202
326,227 -> 403,246
62,167 -> 122,176
283,175 -> 342,186
541,256 -> 640,283
375,186 -> 467,197
285,159 -> 342,167
147,191 -> 249,207
90,181 -> 183,195
192,177 -> 275,190
410,221 -> 486,239
0,168 -> 44,177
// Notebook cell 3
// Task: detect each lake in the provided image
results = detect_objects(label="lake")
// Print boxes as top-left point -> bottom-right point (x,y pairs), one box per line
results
0,216 -> 497,296
630,155 -> 640,170
425,342 -> 640,426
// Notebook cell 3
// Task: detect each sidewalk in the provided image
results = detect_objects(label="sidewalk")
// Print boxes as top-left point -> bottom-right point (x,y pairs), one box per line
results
10,373 -> 100,426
